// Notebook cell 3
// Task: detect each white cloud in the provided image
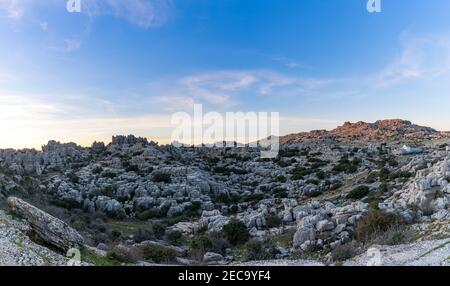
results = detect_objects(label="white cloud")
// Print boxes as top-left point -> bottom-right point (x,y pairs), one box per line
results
0,0 -> 29,19
0,93 -> 174,149
82,0 -> 173,29
179,70 -> 329,106
39,21 -> 48,31
373,33 -> 450,87
0,71 -> 14,83
0,0 -> 173,29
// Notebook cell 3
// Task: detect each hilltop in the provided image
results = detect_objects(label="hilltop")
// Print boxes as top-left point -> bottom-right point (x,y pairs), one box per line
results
281,119 -> 440,144
2,121 -> 450,266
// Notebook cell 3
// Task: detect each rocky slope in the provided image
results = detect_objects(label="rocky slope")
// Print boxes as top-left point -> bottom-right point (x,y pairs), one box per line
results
0,210 -> 68,266
281,119 -> 440,144
1,120 -> 450,266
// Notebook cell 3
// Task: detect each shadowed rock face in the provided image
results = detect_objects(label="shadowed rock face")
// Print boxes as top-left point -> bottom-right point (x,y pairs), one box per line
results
7,197 -> 84,252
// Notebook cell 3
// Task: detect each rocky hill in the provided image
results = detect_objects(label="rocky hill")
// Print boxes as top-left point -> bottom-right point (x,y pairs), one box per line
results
281,119 -> 440,144
2,121 -> 450,266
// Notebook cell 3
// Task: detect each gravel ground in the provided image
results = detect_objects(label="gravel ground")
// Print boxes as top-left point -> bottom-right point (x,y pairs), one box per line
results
0,210 -> 69,266
345,239 -> 450,266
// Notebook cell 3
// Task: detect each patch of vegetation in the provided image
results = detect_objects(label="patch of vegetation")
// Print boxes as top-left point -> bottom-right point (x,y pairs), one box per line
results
140,244 -> 177,264
189,232 -> 231,259
355,210 -> 402,243
291,166 -> 314,180
331,243 -> 357,262
106,246 -> 138,264
333,156 -> 361,174
152,171 -> 172,183
92,166 -> 103,174
274,175 -> 287,183
223,220 -> 250,246
241,240 -> 278,261
102,171 -> 117,179
266,214 -> 282,228
80,246 -> 117,266
271,229 -> 295,248
272,187 -> 288,198
279,149 -> 301,158
346,185 -> 370,200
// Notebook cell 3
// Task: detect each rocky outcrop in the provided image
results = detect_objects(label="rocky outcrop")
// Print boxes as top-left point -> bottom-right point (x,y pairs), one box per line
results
0,210 -> 69,266
7,197 -> 84,252
281,119 -> 440,144
111,135 -> 148,146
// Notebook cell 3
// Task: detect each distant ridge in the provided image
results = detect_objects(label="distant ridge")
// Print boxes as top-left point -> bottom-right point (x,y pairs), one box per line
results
280,119 -> 439,144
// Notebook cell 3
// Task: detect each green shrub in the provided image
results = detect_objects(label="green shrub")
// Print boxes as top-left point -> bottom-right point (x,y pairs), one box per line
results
242,240 -> 278,261
279,149 -> 301,158
152,171 -> 172,183
272,187 -> 288,198
305,190 -> 323,198
141,244 -> 176,263
274,175 -> 287,183
346,186 -> 370,200
266,214 -> 282,228
102,171 -> 117,179
106,245 -> 138,263
223,220 -> 249,246
68,172 -> 80,184
125,164 -> 139,172
215,193 -> 231,204
333,157 -> 360,174
92,166 -> 103,174
189,236 -> 213,254
132,228 -> 154,243
355,210 -> 401,242
387,157 -> 399,167
331,243 -> 357,262
165,230 -> 183,245
305,179 -> 319,185
136,208 -> 161,220
185,201 -> 202,217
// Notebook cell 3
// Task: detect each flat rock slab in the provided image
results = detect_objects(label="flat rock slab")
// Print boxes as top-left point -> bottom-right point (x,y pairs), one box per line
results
345,239 -> 450,266
7,197 -> 84,252
0,210 -> 68,266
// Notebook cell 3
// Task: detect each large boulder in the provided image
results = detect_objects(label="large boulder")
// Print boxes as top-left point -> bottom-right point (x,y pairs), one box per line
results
7,197 -> 84,252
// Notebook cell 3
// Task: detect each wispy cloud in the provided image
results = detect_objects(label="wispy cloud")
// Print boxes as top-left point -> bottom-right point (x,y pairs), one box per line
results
82,0 -> 174,29
372,32 -> 450,87
179,70 -> 330,105
0,0 -> 29,19
0,71 -> 14,83
0,92 -> 173,148
0,0 -> 174,29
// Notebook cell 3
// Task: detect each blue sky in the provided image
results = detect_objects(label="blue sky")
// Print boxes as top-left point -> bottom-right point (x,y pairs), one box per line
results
1,0 -> 450,148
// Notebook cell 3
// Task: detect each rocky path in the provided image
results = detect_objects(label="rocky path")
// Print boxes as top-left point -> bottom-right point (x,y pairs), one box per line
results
0,210 -> 68,266
233,239 -> 450,266
345,239 -> 450,266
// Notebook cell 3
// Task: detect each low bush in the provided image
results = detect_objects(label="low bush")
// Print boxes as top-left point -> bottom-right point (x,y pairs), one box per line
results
107,245 -> 139,264
223,220 -> 249,246
165,230 -> 183,245
355,210 -> 402,242
266,214 -> 282,228
141,244 -> 176,263
346,186 -> 370,200
331,243 -> 357,262
242,240 -> 278,261
333,157 -> 360,174
152,171 -> 172,183
68,172 -> 80,184
133,228 -> 154,243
